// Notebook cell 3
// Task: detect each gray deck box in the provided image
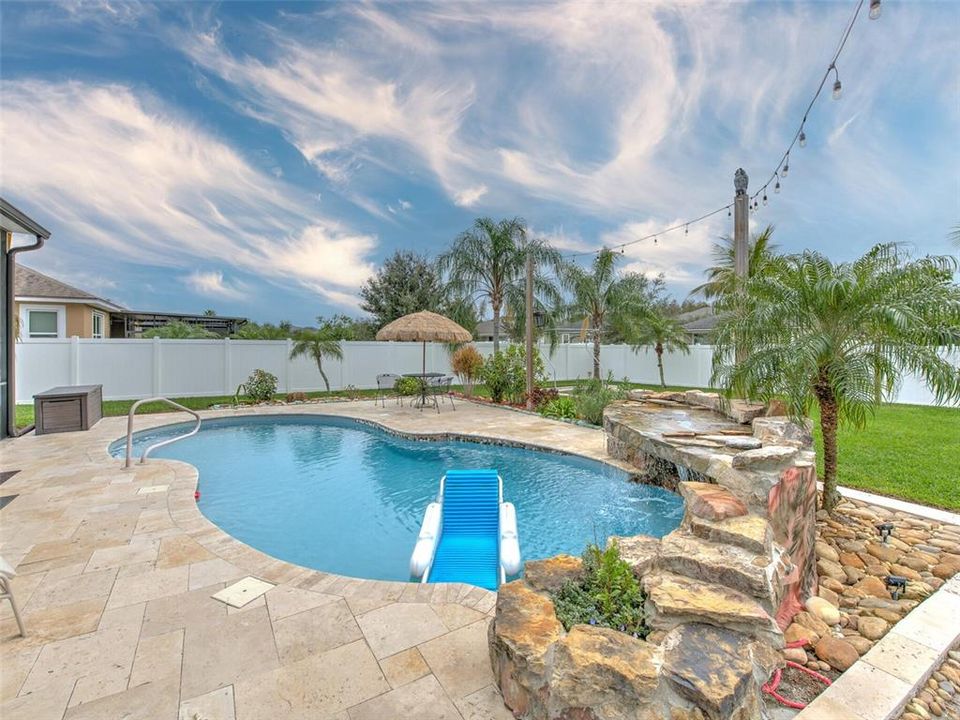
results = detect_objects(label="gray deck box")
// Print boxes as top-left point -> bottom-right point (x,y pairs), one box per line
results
34,385 -> 103,435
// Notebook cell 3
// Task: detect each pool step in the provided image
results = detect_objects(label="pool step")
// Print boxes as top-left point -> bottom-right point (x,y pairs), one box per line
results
643,571 -> 783,647
684,513 -> 774,556
657,531 -> 784,615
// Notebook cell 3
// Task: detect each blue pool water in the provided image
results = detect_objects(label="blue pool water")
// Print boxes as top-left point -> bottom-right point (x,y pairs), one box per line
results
112,415 -> 683,582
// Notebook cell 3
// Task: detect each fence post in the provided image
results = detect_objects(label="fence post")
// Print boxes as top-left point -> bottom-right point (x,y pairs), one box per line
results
284,339 -> 293,392
70,336 -> 80,385
223,337 -> 232,395
152,336 -> 162,396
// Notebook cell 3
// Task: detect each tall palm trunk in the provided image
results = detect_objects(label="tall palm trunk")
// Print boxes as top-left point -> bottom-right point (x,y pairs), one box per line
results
492,301 -> 501,354
317,359 -> 330,392
656,342 -> 665,388
592,331 -> 601,379
814,370 -> 841,511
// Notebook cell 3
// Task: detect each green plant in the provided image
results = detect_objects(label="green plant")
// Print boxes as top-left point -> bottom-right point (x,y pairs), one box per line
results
525,386 -> 558,410
289,331 -> 344,392
343,384 -> 360,399
629,309 -> 690,388
143,320 -> 219,339
552,542 -> 647,638
394,376 -> 420,396
571,373 -> 628,425
689,225 -> 780,301
438,217 -> 563,353
480,345 -> 547,404
245,369 -> 278,403
451,345 -> 484,397
712,243 -> 960,512
540,396 -> 577,420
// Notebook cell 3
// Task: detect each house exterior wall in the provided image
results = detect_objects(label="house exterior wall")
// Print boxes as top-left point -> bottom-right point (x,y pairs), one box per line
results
15,301 -> 110,339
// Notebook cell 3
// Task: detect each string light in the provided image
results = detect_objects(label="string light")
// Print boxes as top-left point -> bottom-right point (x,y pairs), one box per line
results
562,0 -> 870,259
831,65 -> 843,100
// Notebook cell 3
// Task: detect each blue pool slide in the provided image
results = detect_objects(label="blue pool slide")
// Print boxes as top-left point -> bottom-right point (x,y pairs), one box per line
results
409,469 -> 520,591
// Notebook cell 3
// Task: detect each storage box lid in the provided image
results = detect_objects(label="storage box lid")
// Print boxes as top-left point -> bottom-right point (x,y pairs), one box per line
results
34,385 -> 103,399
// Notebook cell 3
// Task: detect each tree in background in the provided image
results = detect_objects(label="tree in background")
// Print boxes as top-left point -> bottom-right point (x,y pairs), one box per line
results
439,217 -> 561,353
203,309 -> 216,317
629,309 -> 690,388
561,249 -> 662,378
315,314 -> 375,341
690,225 -> 780,301
289,331 -> 344,392
712,244 -> 960,512
143,320 -> 218,339
360,250 -> 449,328
232,321 -> 294,340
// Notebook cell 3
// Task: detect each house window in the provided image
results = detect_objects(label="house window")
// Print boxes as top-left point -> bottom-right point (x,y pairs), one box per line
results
92,311 -> 105,339
27,310 -> 60,339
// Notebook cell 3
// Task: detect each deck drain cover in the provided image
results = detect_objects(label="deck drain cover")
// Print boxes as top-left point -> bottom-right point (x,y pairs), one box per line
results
212,576 -> 275,608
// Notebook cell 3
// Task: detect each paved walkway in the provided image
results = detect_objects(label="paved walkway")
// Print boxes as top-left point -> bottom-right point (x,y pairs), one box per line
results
0,400 -> 619,720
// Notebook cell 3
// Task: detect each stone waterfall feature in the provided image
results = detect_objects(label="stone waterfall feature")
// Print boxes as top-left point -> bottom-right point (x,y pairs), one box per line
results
489,390 -> 819,720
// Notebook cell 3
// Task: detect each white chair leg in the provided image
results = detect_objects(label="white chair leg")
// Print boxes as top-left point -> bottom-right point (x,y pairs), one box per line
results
0,577 -> 25,637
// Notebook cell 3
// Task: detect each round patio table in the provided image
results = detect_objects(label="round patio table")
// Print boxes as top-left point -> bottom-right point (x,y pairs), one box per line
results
403,372 -> 445,411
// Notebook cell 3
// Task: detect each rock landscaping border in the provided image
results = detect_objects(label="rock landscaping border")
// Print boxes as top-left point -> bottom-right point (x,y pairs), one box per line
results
796,575 -> 960,720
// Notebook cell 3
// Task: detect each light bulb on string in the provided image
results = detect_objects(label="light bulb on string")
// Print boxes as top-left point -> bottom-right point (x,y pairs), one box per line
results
774,172 -> 781,194
762,193 -> 768,206
653,236 -> 658,246
799,130 -> 807,148
831,65 -> 842,100
684,225 -> 688,236
869,0 -> 881,19
727,206 -> 731,218
781,156 -> 789,178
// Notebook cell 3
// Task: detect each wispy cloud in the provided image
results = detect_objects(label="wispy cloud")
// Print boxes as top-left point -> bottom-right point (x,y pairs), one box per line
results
0,79 -> 379,307
183,270 -> 246,300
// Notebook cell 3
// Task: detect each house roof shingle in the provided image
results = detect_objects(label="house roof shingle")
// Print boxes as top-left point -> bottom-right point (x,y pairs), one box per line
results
15,265 -> 125,311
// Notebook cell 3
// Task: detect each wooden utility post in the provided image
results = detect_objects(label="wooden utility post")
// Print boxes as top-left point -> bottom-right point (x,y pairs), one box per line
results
734,168 -> 749,279
525,252 -> 534,410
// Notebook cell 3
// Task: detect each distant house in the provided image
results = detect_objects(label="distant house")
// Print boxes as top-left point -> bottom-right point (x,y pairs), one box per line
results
15,265 -> 247,339
15,265 -> 125,340
676,306 -> 719,345
475,315 -> 586,344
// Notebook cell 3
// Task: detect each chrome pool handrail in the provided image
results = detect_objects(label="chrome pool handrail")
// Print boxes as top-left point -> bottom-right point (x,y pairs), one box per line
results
124,397 -> 201,468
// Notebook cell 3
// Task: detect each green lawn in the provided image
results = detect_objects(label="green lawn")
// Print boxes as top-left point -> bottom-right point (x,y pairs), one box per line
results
16,385 -> 958,511
810,403 -> 960,512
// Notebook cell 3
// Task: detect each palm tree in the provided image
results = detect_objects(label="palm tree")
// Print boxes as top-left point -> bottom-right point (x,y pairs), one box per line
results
438,217 -> 561,353
289,331 -> 344,392
562,249 -> 659,379
712,243 -> 960,512
143,320 -> 218,339
690,225 -> 779,300
630,309 -> 690,388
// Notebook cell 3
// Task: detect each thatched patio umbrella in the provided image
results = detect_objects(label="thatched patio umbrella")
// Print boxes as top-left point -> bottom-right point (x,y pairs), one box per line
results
375,311 -> 472,375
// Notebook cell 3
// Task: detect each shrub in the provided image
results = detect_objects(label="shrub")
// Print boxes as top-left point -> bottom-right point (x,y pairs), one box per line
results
451,345 -> 484,397
552,542 -> 647,638
525,386 -> 559,410
480,344 -> 547,404
246,369 -> 278,403
572,373 -> 628,425
394,376 -> 420,396
285,391 -> 307,402
540,396 -> 577,420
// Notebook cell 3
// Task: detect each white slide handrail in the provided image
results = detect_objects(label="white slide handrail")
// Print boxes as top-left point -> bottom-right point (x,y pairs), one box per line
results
124,397 -> 201,468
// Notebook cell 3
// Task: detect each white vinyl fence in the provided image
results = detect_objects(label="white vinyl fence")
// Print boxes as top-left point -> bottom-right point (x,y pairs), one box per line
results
14,337 -> 957,407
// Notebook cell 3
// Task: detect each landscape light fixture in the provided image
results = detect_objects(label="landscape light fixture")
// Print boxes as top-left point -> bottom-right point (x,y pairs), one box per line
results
885,575 -> 907,600
869,0 -> 882,20
831,65 -> 842,100
877,521 -> 894,543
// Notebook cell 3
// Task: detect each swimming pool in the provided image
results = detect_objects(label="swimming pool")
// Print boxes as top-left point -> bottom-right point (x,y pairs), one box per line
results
112,415 -> 683,582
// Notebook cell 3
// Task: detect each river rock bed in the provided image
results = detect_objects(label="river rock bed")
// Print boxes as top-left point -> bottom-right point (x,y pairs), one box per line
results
898,647 -> 960,720
785,497 -> 960,679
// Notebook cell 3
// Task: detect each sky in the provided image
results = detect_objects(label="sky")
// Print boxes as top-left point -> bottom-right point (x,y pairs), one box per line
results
1,0 -> 958,325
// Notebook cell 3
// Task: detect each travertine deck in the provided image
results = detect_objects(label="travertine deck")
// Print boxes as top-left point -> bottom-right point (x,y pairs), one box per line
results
0,400 -> 619,720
